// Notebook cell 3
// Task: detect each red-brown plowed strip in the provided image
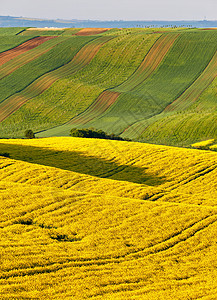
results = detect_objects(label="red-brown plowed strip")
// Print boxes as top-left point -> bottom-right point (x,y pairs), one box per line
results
76,28 -> 111,36
67,34 -> 180,127
117,33 -> 180,91
0,95 -> 27,122
0,37 -> 113,123
69,91 -> 120,125
201,28 -> 217,30
0,39 -> 64,81
135,34 -> 179,76
0,36 -> 57,67
164,51 -> 217,112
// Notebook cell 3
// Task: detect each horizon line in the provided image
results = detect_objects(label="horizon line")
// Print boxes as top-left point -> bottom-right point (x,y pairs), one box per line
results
1,15 -> 217,22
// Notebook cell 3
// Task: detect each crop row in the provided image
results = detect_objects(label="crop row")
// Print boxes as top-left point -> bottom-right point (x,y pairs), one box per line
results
0,36 -> 112,123
122,43 -> 217,144
165,50 -> 217,111
0,34 -> 39,54
112,30 -> 217,138
0,36 -> 57,67
0,37 -> 65,80
57,33 -> 178,134
0,29 -> 216,143
0,27 -> 27,36
123,111 -> 217,146
114,33 -> 180,92
0,31 -> 159,137
0,35 -> 97,103
1,137 -> 217,298
37,32 -> 161,136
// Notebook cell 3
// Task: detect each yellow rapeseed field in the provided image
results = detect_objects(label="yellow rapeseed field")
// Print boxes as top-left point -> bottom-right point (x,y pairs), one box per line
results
0,137 -> 217,299
192,139 -> 215,149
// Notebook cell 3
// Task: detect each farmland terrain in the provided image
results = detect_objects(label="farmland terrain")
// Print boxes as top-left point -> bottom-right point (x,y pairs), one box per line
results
0,26 -> 217,299
0,27 -> 216,146
0,137 -> 217,298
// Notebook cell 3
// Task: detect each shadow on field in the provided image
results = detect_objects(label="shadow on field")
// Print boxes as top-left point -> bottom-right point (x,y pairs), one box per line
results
0,143 -> 166,186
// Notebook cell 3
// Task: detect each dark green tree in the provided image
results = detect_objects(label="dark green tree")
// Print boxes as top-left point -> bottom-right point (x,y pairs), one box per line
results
70,128 -> 131,141
25,129 -> 35,139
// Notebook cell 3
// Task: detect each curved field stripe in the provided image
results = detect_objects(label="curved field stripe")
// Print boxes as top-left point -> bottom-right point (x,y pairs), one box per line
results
69,91 -> 120,125
121,117 -> 154,140
76,28 -> 111,36
115,33 -> 180,91
66,34 -> 179,128
201,28 -> 217,31
0,36 -> 57,67
164,51 -> 217,111
0,37 -> 65,80
0,36 -> 113,122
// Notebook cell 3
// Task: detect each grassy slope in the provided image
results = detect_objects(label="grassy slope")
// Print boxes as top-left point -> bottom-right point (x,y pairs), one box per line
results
0,37 -> 65,80
121,30 -> 217,145
0,35 -> 114,136
37,32 -> 160,137
0,35 -> 39,53
0,28 -> 37,53
0,36 -> 95,103
0,35 -> 116,131
0,27 -> 27,36
164,51 -> 217,112
123,63 -> 217,146
0,28 -> 216,146
0,31 -> 159,137
87,31 -> 217,136
0,137 -> 217,298
58,33 -> 180,133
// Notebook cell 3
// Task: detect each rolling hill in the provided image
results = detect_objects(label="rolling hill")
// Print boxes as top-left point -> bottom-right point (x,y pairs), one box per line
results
0,27 -> 216,147
0,26 -> 217,299
0,137 -> 217,298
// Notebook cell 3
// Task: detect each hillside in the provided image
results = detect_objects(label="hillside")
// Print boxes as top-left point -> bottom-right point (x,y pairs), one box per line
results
0,137 -> 217,298
0,27 -> 216,147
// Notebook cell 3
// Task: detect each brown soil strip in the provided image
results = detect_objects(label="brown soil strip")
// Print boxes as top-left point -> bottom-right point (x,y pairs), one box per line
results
0,95 -> 27,122
0,36 -> 57,67
76,28 -> 111,36
0,37 -> 113,123
201,28 -> 217,30
69,91 -> 120,125
68,34 -> 179,127
134,33 -> 180,77
117,33 -> 180,91
0,40 -> 64,81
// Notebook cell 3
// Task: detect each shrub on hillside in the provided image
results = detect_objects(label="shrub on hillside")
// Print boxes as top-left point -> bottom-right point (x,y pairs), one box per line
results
25,129 -> 35,139
0,152 -> 10,158
70,128 -> 131,141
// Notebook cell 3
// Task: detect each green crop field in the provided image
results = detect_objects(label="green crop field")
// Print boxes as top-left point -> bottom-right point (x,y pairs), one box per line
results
86,31 -> 217,137
0,27 -> 216,146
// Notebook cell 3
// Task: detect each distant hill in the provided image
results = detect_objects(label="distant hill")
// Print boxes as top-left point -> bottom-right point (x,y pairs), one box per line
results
0,26 -> 216,147
0,15 -> 217,28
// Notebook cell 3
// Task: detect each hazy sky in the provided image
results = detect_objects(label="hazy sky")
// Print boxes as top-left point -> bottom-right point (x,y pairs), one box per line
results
1,0 -> 217,21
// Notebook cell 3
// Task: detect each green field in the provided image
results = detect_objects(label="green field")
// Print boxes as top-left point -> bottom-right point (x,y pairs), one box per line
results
0,27 -> 216,147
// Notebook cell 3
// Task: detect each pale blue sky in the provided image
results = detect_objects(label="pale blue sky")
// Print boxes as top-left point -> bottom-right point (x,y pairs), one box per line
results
1,0 -> 217,21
